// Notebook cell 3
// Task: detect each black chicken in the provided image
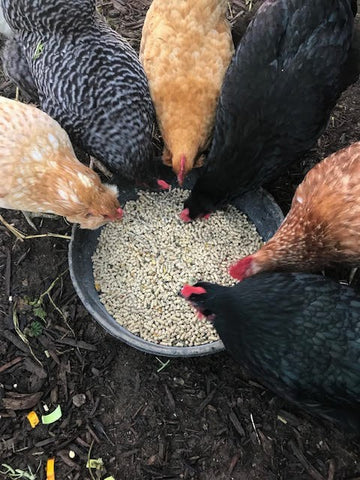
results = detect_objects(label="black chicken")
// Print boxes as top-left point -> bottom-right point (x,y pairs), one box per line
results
181,0 -> 358,221
181,273 -> 360,432
1,0 -> 162,187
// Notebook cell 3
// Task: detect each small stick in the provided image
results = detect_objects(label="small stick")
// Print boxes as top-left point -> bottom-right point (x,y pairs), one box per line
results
0,356 -> 23,374
5,248 -> 11,299
327,459 -> 336,480
290,440 -> 325,480
0,215 -> 71,241
12,306 -> 42,366
21,233 -> 71,240
349,267 -> 358,284
250,413 -> 261,445
87,440 -> 96,480
0,215 -> 25,241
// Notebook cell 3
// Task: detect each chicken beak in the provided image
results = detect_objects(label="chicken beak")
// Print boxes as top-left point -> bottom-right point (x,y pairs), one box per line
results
116,207 -> 123,220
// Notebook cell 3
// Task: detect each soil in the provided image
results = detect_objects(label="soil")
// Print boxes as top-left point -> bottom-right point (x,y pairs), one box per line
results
1,1 -> 360,480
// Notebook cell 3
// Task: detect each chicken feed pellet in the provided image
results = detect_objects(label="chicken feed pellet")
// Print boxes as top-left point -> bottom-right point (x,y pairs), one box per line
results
92,188 -> 263,347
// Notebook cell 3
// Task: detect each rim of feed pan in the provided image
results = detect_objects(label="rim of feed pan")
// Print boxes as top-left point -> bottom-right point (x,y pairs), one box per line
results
68,168 -> 284,357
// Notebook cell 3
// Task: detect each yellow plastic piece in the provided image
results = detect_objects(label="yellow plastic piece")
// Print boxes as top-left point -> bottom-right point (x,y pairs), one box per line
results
27,411 -> 40,428
46,458 -> 55,480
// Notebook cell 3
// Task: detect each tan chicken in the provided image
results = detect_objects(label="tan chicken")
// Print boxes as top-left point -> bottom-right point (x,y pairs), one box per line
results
0,96 -> 123,230
140,0 -> 234,185
229,142 -> 360,280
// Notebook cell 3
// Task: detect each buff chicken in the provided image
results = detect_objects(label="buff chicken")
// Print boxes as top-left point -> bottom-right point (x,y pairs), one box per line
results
230,142 -> 360,280
181,273 -> 360,432
181,0 -> 357,221
140,0 -> 234,185
1,0 -> 162,188
0,97 -> 123,229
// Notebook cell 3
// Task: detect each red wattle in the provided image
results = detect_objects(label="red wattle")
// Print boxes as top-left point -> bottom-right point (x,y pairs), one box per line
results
229,255 -> 253,281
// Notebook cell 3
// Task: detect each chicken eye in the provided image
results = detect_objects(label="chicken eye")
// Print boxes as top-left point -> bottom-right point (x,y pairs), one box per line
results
85,213 -> 94,218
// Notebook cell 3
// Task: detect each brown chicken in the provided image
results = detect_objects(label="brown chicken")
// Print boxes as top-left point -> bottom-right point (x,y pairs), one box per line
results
230,142 -> 360,280
140,0 -> 234,185
0,96 -> 123,230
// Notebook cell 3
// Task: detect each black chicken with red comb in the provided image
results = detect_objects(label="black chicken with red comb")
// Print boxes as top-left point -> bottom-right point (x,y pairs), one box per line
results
181,0 -> 358,221
181,273 -> 360,432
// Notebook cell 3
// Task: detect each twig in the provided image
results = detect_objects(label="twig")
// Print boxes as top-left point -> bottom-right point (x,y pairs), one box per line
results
229,410 -> 245,437
12,306 -> 42,366
33,270 -> 74,336
87,440 -> 96,480
22,211 -> 38,231
250,413 -> 261,445
0,357 -> 23,374
5,248 -> 11,299
349,267 -> 358,284
227,2 -> 234,19
290,440 -> 325,480
156,357 -> 170,372
0,216 -> 71,241
327,459 -> 335,480
48,293 -> 75,337
195,388 -> 217,415
38,270 -> 68,304
0,215 -> 25,242
22,233 -> 71,240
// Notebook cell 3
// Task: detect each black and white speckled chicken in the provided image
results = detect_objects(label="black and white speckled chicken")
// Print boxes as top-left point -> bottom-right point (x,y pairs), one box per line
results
0,2 -> 11,37
1,0 -> 161,187
181,0 -> 358,221
181,273 -> 360,432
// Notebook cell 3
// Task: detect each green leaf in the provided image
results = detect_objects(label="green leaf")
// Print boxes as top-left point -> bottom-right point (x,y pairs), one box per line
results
33,306 -> 47,321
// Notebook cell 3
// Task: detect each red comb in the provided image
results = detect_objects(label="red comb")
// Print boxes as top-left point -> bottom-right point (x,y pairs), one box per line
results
177,155 -> 186,186
181,284 -> 207,298
180,208 -> 191,223
203,213 -> 211,220
229,255 -> 253,281
157,179 -> 171,190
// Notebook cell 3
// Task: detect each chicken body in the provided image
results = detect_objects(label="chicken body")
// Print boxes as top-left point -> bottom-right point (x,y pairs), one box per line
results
0,96 -> 122,229
1,0 -> 157,186
182,0 -> 357,220
140,0 -> 233,185
181,273 -> 360,432
230,142 -> 360,280
0,2 -> 11,37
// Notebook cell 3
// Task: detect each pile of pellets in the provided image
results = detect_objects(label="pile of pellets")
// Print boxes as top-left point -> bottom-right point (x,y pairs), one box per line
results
92,188 -> 263,347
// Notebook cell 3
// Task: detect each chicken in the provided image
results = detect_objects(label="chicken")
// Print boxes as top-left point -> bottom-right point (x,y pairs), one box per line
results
0,96 -> 123,229
229,142 -> 360,280
0,2 -> 11,37
181,273 -> 360,432
0,0 -> 162,188
181,0 -> 357,221
140,0 -> 234,185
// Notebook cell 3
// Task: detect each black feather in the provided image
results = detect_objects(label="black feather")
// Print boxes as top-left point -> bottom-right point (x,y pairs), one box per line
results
185,273 -> 360,432
184,0 -> 357,219
1,0 -> 157,185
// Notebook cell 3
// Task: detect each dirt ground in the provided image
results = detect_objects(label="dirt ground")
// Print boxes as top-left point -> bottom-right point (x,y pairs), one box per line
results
1,1 -> 360,479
